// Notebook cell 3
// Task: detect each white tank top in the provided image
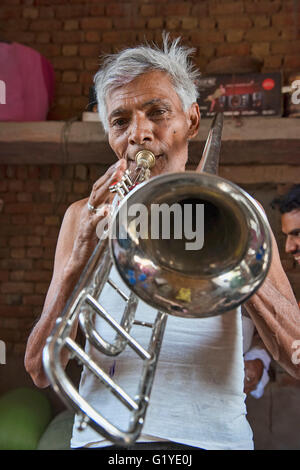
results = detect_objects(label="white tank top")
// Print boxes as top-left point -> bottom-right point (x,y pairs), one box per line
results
71,266 -> 253,450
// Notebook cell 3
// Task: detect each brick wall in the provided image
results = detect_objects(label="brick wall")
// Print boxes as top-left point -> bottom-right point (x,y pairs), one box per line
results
0,162 -> 109,356
1,0 -> 299,120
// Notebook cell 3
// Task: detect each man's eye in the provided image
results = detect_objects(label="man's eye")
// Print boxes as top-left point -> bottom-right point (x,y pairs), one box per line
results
112,118 -> 128,127
150,109 -> 166,117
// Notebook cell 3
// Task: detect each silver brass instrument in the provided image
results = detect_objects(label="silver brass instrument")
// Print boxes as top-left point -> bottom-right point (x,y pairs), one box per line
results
43,113 -> 272,446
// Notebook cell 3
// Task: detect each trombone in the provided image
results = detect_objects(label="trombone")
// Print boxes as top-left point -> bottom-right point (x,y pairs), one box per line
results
43,113 -> 272,446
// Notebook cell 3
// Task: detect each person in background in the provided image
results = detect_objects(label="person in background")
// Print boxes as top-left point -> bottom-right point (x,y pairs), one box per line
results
272,184 -> 300,306
242,313 -> 271,398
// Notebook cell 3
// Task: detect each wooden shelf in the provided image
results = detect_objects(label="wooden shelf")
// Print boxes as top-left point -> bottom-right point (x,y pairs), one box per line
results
0,117 -> 299,166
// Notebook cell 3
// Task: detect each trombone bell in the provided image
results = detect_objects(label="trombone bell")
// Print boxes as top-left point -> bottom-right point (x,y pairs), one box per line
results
110,171 -> 272,318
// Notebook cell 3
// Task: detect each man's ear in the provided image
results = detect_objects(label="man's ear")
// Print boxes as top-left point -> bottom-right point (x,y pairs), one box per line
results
187,102 -> 201,139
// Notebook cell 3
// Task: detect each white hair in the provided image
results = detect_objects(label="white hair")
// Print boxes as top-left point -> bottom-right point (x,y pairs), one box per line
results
93,33 -> 200,133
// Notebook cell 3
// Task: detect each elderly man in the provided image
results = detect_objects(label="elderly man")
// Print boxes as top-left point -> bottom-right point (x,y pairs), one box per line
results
25,36 -> 300,450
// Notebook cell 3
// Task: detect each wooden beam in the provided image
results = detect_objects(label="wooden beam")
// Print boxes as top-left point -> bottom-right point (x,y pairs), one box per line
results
0,118 -> 299,165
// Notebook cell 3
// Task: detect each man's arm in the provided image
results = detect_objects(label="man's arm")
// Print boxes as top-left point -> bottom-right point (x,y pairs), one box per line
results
24,201 -> 88,388
244,229 -> 300,379
24,159 -> 126,388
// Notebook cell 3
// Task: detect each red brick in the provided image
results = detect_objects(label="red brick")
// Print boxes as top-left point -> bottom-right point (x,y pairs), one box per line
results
23,295 -> 45,306
263,55 -> 283,70
0,271 -> 9,282
34,203 -> 54,214
89,5 -> 105,16
50,166 -> 62,180
39,6 -> 55,19
0,259 -> 33,271
22,7 -> 39,19
113,17 -> 146,30
226,29 -> 245,43
85,31 -> 102,43
17,193 -> 32,203
79,44 -> 102,57
0,305 -> 33,318
106,3 -> 133,17
102,31 -> 137,44
9,236 -> 26,248
11,215 -> 27,225
26,236 -> 41,247
284,55 -> 300,69
1,282 -> 34,294
0,181 -> 8,192
271,40 -> 300,54
245,1 -> 281,14
4,203 -> 33,214
73,181 -> 89,194
181,17 -> 198,30
1,18 -> 28,31
6,166 -> 16,178
217,15 -> 253,29
0,7 -> 22,20
10,271 -> 24,281
148,17 -> 164,29
209,2 -> 244,15
191,3 -> 208,16
52,31 -> 85,44
24,271 -> 51,282
81,17 -> 112,30
55,4 -> 90,18
216,42 -> 251,57
16,166 -> 28,180
27,247 -> 43,259
190,31 -> 225,44
160,2 -> 192,16
52,56 -> 83,70
281,27 -> 300,40
198,18 -> 216,30
2,193 -> 16,204
10,248 -> 26,259
245,27 -> 280,42
64,19 -> 79,31
251,42 -> 270,57
272,12 -> 299,27
140,4 -> 156,17
29,19 -> 62,31
35,32 -> 51,44
253,14 -> 271,28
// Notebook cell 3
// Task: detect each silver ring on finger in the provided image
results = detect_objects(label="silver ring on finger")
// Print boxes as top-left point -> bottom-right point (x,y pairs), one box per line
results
87,201 -> 97,213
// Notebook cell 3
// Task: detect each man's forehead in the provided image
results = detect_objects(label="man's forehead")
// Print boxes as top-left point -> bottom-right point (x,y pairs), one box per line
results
108,97 -> 172,119
106,71 -> 180,112
282,210 -> 300,233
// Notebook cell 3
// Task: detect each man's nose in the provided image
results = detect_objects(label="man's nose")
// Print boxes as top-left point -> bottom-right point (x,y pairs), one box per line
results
285,235 -> 297,253
128,113 -> 153,146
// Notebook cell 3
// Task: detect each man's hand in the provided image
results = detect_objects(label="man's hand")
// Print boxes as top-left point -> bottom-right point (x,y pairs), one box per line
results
66,158 -> 127,273
243,359 -> 264,395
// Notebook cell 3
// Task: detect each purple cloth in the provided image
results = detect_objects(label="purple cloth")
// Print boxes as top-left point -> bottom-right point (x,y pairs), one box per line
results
0,41 -> 55,121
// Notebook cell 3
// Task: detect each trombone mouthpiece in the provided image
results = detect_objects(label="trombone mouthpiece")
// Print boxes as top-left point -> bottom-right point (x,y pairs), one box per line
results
135,150 -> 156,169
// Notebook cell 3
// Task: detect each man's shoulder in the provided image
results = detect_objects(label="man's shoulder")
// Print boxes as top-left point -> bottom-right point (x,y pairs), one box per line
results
60,197 -> 89,232
65,197 -> 89,218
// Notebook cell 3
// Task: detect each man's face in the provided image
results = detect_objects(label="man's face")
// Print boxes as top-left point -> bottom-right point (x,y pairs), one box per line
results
281,209 -> 300,265
106,70 -> 200,177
